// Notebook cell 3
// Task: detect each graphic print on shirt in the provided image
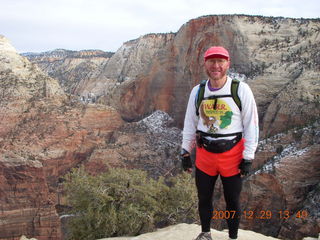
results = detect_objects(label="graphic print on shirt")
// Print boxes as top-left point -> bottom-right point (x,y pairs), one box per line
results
199,98 -> 233,133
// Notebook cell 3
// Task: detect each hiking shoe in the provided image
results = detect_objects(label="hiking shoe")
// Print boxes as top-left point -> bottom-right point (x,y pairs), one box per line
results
194,232 -> 212,240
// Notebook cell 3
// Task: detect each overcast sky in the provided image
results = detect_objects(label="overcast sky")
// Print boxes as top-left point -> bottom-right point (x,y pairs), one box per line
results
1,0 -> 319,53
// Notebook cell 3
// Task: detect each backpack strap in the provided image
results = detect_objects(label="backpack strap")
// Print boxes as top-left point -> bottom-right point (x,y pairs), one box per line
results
195,79 -> 242,116
231,79 -> 242,111
195,80 -> 207,116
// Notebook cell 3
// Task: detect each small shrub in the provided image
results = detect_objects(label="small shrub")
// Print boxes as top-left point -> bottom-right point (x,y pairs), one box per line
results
63,167 -> 197,240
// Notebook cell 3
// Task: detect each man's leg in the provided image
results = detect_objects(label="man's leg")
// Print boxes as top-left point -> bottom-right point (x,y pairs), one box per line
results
195,167 -> 218,232
221,174 -> 242,239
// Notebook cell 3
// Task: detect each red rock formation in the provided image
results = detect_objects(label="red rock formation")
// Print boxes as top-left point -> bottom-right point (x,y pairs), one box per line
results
0,101 -> 124,239
26,16 -> 320,137
94,15 -> 319,136
0,36 -> 124,239
0,158 -> 61,240
0,98 -> 124,239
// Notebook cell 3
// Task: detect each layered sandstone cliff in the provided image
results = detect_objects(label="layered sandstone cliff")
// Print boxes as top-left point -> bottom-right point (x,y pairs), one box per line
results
26,15 -> 320,137
23,49 -> 114,99
0,36 -> 124,240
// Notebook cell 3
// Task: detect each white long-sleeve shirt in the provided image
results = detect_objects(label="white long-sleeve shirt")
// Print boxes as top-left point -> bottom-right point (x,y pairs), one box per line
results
182,77 -> 259,160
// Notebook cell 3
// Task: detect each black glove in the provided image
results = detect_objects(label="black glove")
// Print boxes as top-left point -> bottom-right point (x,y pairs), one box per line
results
180,149 -> 192,171
239,159 -> 252,176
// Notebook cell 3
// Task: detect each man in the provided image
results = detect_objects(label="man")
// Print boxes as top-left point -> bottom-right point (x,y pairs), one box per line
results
181,46 -> 259,240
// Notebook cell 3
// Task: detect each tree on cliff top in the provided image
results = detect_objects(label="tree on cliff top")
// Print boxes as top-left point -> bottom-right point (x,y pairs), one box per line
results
63,167 -> 198,240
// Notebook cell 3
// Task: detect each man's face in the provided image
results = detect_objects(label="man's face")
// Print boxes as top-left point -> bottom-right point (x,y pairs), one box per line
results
204,57 -> 230,81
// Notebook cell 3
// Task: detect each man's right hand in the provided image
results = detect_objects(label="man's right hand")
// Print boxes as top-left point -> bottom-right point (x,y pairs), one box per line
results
239,159 -> 252,176
180,149 -> 192,173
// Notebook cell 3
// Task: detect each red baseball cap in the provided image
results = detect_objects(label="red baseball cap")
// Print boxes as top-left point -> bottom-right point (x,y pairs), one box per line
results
204,46 -> 230,61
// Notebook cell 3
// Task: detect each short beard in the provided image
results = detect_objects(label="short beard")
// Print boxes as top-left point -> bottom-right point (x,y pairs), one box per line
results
206,69 -> 228,81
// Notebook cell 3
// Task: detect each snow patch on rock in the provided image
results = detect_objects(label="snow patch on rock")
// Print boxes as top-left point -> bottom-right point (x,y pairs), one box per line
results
228,69 -> 247,82
139,110 -> 175,134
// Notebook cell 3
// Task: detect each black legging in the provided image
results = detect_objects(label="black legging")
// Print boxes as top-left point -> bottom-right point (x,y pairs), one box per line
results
195,167 -> 242,239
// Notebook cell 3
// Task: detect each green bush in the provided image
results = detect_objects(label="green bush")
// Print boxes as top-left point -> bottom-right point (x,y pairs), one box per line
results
63,167 -> 198,240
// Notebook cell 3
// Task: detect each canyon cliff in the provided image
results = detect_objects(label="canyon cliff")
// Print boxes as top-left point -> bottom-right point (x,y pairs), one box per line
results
22,49 -> 114,98
26,15 -> 320,138
1,14 -> 320,240
0,36 -> 124,240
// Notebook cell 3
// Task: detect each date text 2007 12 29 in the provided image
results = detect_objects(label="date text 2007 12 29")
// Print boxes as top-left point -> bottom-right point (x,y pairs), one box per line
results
212,210 -> 309,220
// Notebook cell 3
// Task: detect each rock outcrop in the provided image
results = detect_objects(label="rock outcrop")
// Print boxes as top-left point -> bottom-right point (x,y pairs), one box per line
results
100,223 -> 281,240
84,110 -> 182,178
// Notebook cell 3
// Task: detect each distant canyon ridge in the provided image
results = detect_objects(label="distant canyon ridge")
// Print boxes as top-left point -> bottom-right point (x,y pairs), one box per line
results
1,14 -> 320,240
25,15 -> 320,137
